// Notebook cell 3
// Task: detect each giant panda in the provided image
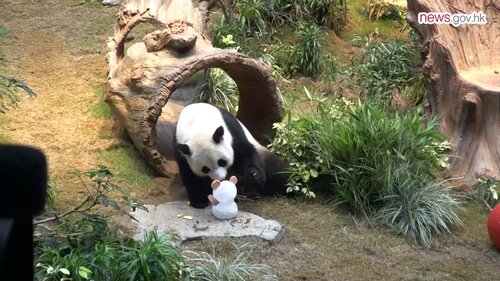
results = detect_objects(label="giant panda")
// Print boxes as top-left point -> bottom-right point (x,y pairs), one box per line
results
173,103 -> 289,208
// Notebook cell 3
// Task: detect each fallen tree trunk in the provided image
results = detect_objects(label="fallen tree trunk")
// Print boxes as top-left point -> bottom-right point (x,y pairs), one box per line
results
407,0 -> 500,180
104,0 -> 282,177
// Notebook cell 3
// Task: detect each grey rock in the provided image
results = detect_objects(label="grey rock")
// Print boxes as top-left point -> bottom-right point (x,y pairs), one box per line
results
129,201 -> 285,246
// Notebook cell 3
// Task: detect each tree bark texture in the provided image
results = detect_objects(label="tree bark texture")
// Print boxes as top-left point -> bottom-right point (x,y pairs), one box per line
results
104,0 -> 282,177
407,0 -> 500,180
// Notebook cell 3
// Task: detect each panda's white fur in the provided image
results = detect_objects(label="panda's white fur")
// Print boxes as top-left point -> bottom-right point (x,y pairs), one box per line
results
174,103 -> 288,208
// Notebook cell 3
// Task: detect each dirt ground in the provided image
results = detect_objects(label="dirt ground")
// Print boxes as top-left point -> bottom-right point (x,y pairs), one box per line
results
1,1 -> 500,280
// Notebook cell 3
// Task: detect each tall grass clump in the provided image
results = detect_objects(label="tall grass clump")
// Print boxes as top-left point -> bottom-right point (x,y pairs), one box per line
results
316,102 -> 447,213
349,33 -> 421,103
293,21 -> 324,78
472,177 -> 499,209
272,0 -> 349,33
376,178 -> 461,247
199,68 -> 239,114
0,75 -> 37,113
367,0 -> 406,23
271,92 -> 460,246
184,243 -> 277,281
270,88 -> 351,198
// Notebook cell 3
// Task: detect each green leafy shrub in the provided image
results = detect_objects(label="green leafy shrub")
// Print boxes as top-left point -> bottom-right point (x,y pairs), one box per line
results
210,14 -> 247,49
349,34 -> 420,103
210,0 -> 275,48
114,231 -> 185,281
317,102 -> 448,213
199,68 -> 239,114
270,88 -> 352,198
472,177 -> 499,209
271,92 -> 460,246
184,243 -> 277,281
272,0 -> 349,33
266,42 -> 298,77
235,0 -> 268,38
36,230 -> 185,281
400,73 -> 427,107
0,75 -> 36,113
294,21 -> 324,78
367,0 -> 405,22
320,53 -> 339,83
376,176 -> 461,247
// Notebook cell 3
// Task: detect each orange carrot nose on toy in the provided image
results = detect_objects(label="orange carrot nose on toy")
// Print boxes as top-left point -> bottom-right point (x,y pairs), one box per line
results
488,204 -> 500,250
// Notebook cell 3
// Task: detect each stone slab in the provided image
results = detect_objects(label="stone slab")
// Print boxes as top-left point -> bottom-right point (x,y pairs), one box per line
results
129,201 -> 285,246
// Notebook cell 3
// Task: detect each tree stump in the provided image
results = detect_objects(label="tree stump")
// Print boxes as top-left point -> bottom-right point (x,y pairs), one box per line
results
407,0 -> 500,180
104,0 -> 282,177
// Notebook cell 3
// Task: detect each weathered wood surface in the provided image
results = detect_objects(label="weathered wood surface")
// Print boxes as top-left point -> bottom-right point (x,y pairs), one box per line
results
104,0 -> 282,177
407,0 -> 500,179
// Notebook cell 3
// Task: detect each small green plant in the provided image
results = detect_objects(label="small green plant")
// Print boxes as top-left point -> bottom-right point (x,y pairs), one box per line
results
367,0 -> 405,23
294,21 -> 324,78
36,230 -> 185,281
35,165 -> 147,226
184,243 -> 277,281
270,87 -> 352,198
320,53 -> 339,83
235,0 -> 268,38
272,0 -> 349,33
114,231 -> 186,281
199,68 -> 239,114
400,73 -> 427,108
211,15 -> 247,49
266,42 -> 298,77
473,177 -> 499,209
376,176 -> 461,247
0,75 -> 36,113
349,33 -> 420,104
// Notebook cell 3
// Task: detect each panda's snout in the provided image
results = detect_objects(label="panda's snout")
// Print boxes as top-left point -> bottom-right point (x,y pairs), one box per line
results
211,167 -> 227,181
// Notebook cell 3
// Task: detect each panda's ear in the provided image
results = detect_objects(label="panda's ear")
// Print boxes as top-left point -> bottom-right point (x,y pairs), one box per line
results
176,143 -> 191,156
212,126 -> 224,144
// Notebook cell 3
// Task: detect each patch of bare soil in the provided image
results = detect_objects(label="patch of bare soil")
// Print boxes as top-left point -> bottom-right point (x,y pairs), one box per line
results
1,1 -> 500,281
0,1 -> 129,205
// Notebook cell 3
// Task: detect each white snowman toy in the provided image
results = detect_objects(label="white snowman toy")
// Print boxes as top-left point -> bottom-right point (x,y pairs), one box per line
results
207,176 -> 238,220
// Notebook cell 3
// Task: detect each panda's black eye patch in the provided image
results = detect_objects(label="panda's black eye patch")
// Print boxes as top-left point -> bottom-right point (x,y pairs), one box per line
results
201,166 -> 211,174
217,159 -> 227,167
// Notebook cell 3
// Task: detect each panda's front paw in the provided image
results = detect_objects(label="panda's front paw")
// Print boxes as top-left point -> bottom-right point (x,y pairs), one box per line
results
249,166 -> 266,185
190,200 -> 209,209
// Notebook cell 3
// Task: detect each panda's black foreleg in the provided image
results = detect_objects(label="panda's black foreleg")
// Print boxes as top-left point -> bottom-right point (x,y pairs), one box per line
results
175,153 -> 212,208
249,165 -> 266,185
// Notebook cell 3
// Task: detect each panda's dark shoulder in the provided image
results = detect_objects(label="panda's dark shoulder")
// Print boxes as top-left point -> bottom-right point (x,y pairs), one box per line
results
216,107 -> 248,142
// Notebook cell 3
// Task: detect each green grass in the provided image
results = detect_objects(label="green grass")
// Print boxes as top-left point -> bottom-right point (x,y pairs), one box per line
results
89,85 -> 112,119
65,5 -> 115,55
99,146 -> 156,190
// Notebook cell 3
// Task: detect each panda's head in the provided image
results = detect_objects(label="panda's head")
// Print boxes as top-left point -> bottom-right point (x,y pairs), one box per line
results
176,125 -> 234,180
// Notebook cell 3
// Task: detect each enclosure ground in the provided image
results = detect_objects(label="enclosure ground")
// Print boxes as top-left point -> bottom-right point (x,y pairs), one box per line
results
1,1 -> 500,280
